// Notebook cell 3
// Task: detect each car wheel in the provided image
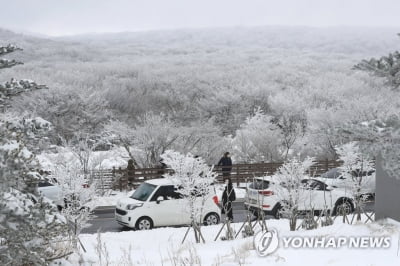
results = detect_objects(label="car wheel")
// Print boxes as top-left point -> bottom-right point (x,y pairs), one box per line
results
334,199 -> 353,216
135,217 -> 153,230
273,204 -> 283,219
203,212 -> 220,226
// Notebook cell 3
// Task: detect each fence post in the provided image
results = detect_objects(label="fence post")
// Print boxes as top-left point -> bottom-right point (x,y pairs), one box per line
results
325,159 -> 329,173
118,167 -> 123,191
236,164 -> 240,187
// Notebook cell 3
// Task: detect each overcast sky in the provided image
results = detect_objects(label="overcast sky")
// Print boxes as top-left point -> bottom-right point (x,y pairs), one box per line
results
1,0 -> 399,36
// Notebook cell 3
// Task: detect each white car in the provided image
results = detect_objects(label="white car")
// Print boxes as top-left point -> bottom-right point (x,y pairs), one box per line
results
244,177 -> 354,218
318,168 -> 375,196
37,179 -> 64,208
115,178 -> 221,230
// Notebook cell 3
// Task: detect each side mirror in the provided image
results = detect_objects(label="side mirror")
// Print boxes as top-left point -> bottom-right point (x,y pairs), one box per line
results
156,196 -> 164,204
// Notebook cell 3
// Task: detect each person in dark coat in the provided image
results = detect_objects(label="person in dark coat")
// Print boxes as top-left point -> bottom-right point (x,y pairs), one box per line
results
222,178 -> 236,221
218,152 -> 232,177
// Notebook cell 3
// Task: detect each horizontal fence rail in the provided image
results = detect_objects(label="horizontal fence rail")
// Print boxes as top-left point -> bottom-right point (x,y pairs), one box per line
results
88,159 -> 343,191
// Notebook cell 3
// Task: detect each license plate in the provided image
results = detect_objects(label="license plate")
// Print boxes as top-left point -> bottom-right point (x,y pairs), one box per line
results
115,214 -> 121,220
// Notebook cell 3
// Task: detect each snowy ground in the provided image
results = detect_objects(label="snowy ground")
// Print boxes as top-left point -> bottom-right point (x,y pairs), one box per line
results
65,216 -> 400,266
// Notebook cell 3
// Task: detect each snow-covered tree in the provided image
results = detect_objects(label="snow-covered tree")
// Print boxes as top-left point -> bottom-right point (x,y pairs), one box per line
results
335,142 -> 375,221
272,157 -> 315,231
50,157 -> 97,251
0,44 -> 23,70
354,34 -> 400,89
0,44 -> 71,265
161,150 -> 217,243
273,111 -> 307,159
351,37 -> 400,180
134,113 -> 181,167
233,109 -> 283,162
103,120 -> 139,166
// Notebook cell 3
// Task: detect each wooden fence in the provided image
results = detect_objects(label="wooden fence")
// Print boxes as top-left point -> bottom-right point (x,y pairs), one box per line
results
89,159 -> 342,191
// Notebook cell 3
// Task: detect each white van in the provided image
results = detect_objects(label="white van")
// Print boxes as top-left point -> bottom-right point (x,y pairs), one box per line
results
115,178 -> 221,230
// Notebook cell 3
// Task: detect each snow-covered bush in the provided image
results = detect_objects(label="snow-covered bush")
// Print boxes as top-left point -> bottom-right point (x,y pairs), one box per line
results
161,150 -> 217,243
272,157 -> 315,231
0,190 -> 70,265
0,44 -> 71,265
336,142 -> 375,220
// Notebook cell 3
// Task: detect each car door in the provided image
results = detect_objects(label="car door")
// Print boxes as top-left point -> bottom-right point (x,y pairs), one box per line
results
146,185 -> 181,226
301,180 -> 333,211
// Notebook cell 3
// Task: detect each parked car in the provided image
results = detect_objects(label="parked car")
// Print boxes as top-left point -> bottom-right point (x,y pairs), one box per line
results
36,179 -> 64,208
244,177 -> 354,218
318,168 -> 376,196
115,178 -> 221,230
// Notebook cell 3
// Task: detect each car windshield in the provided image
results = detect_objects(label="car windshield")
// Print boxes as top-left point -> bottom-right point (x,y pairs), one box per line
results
249,179 -> 270,190
321,168 -> 341,179
130,183 -> 157,201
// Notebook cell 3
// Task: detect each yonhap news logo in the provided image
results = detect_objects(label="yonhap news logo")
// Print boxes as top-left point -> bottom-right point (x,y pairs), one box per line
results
254,228 -> 391,257
253,228 -> 280,256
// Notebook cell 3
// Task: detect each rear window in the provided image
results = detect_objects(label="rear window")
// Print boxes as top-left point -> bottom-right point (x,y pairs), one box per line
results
249,179 -> 270,190
321,168 -> 341,179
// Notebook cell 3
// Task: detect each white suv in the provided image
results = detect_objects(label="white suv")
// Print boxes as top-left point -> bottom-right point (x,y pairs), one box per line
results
244,177 -> 354,218
115,178 -> 221,230
318,168 -> 376,196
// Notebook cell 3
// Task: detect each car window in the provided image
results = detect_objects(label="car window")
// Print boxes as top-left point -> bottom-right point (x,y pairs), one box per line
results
38,181 -> 54,187
249,179 -> 270,190
351,169 -> 375,177
150,185 -> 182,201
130,183 -> 157,201
321,168 -> 341,179
301,179 -> 327,191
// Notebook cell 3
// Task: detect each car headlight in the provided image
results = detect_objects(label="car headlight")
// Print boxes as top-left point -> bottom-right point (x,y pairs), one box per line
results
126,203 -> 143,210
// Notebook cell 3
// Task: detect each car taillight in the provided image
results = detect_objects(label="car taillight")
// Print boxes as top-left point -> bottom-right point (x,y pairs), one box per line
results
212,195 -> 219,205
259,190 -> 274,196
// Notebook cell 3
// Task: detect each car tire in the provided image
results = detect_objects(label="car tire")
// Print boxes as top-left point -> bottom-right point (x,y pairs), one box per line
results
135,217 -> 153,230
272,204 -> 283,219
203,212 -> 220,226
333,199 -> 353,216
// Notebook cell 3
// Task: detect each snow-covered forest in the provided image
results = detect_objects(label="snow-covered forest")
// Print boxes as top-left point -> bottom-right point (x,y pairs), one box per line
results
1,27 -> 399,166
2,23 -> 400,265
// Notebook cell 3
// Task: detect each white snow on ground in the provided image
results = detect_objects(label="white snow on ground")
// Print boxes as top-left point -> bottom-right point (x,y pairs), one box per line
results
69,216 -> 400,266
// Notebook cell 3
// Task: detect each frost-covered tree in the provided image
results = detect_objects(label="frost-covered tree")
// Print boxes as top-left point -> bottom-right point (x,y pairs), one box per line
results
161,151 -> 217,243
233,109 -> 283,162
272,157 -> 315,231
0,44 -> 22,70
134,113 -> 181,167
351,36 -> 400,180
0,45 -> 46,112
272,111 -> 307,159
103,120 -> 140,167
354,34 -> 400,89
50,156 -> 97,250
335,142 -> 375,221
339,116 -> 400,180
0,44 -> 70,265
